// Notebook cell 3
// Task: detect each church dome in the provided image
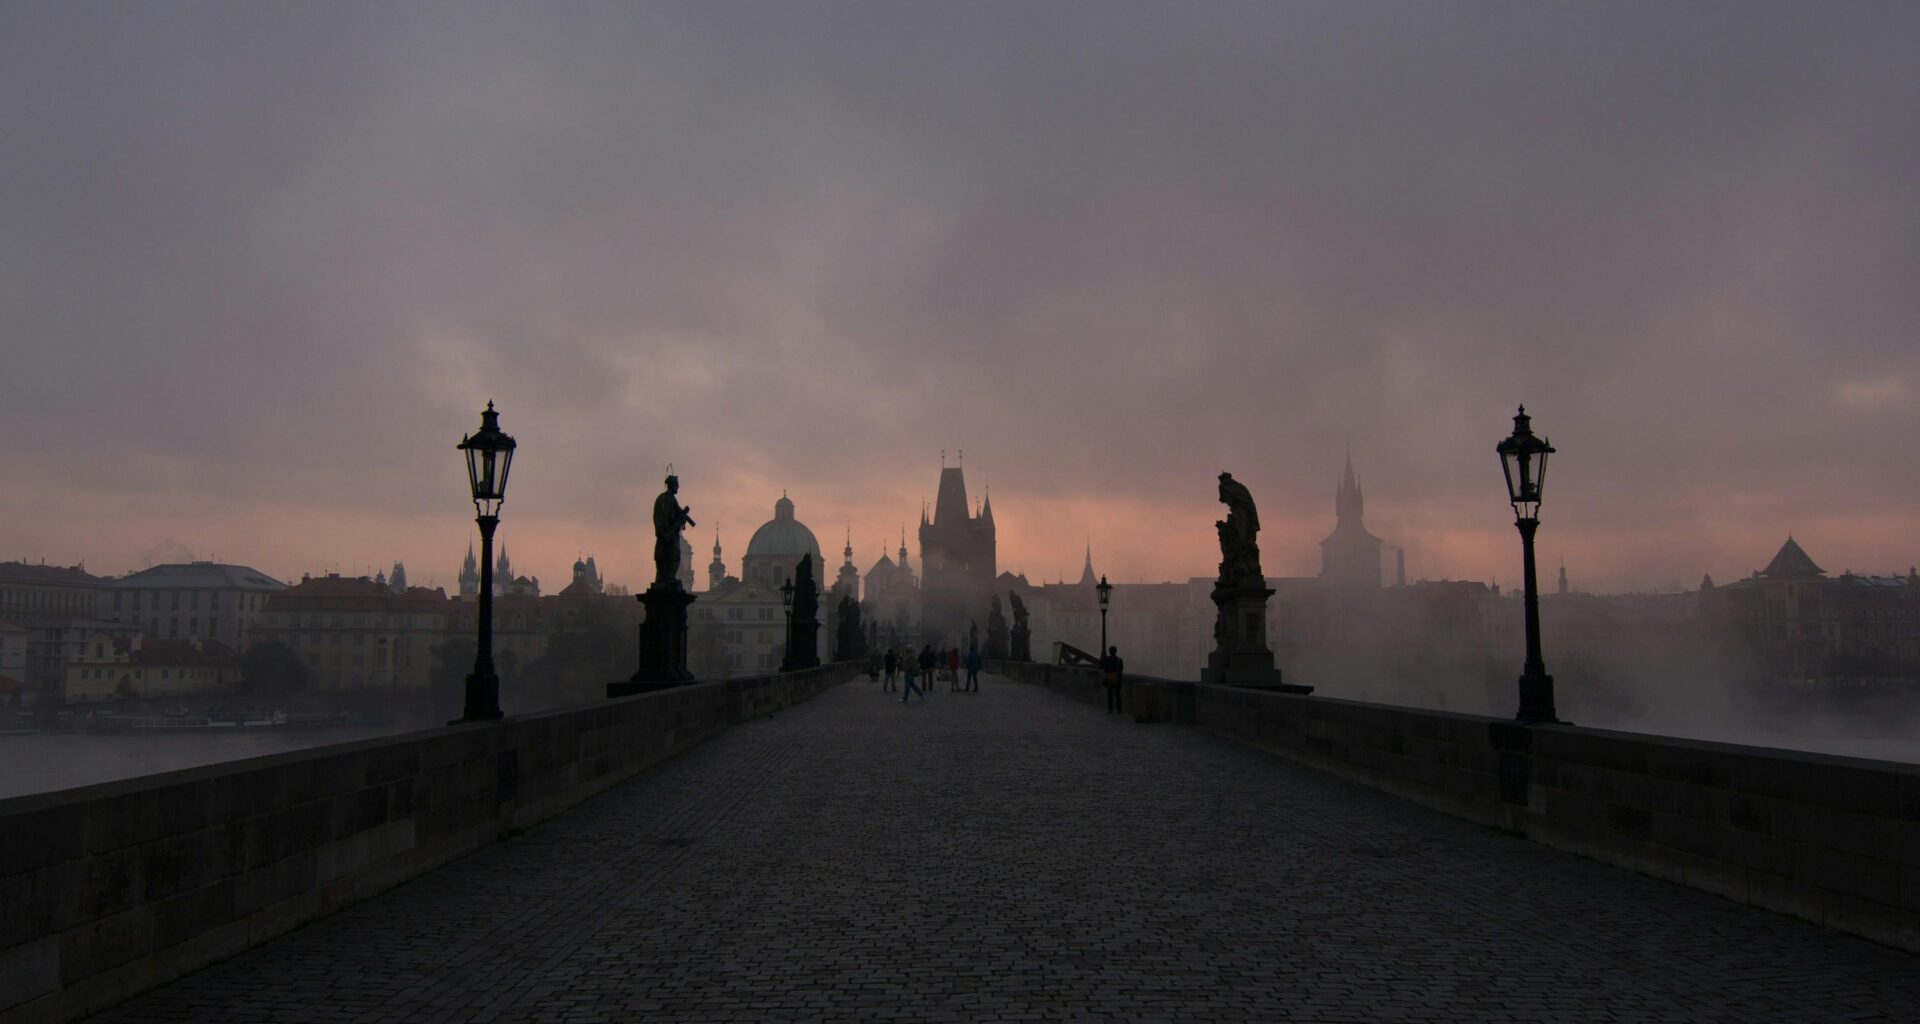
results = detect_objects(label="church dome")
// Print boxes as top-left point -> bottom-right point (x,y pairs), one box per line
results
745,494 -> 822,565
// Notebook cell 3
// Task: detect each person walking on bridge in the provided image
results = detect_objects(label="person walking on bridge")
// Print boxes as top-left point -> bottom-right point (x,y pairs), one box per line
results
882,648 -> 898,692
918,644 -> 937,696
900,645 -> 924,702
964,646 -> 981,692
1101,645 -> 1125,715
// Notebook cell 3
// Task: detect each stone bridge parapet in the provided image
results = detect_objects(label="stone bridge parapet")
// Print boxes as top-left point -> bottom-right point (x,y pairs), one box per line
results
0,663 -> 861,1024
986,659 -> 1920,955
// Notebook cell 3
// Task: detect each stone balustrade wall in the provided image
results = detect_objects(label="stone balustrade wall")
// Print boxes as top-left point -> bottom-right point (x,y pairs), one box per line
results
0,663 -> 860,1024
986,659 -> 1920,954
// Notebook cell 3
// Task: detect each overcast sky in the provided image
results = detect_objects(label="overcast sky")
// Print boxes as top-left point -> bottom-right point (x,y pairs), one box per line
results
4,2 -> 1917,593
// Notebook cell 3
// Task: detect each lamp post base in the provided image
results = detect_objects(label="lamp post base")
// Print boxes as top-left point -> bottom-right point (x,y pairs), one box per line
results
450,670 -> 505,724
1516,671 -> 1559,724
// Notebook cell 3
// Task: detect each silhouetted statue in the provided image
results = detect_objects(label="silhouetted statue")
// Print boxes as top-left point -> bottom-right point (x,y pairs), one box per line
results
1009,591 -> 1032,662
782,556 -> 821,671
835,594 -> 866,662
1215,471 -> 1263,588
617,474 -> 699,693
986,593 -> 1010,659
653,474 -> 695,589
1203,472 -> 1305,692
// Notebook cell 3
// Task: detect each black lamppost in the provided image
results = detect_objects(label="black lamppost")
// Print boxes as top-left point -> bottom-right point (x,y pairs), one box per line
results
1497,405 -> 1557,723
779,576 -> 795,671
454,402 -> 515,723
1096,574 -> 1113,661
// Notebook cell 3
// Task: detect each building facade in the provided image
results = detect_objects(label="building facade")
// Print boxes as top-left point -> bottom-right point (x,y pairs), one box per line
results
1706,537 -> 1920,688
863,531 -> 919,640
685,494 -> 828,679
251,575 -> 458,692
103,561 -> 287,648
63,635 -> 242,702
0,561 -> 124,697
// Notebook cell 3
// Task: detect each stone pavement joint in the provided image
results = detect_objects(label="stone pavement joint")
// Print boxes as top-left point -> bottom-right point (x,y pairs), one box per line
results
91,676 -> 1920,1023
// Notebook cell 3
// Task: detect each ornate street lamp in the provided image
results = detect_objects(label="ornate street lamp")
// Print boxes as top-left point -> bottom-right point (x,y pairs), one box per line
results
1096,574 -> 1113,663
779,576 -> 795,671
1497,405 -> 1557,723
454,401 -> 515,723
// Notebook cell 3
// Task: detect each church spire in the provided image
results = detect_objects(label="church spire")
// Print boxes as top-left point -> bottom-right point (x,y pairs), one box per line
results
1078,543 -> 1096,587
708,526 -> 726,591
1336,450 -> 1364,524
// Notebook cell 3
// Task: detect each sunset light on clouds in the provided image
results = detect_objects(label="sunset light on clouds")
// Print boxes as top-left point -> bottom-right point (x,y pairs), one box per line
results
3,2 -> 1917,595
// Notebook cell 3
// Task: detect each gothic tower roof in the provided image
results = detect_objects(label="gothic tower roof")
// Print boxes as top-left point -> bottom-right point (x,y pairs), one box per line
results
933,466 -> 971,527
1759,536 -> 1825,579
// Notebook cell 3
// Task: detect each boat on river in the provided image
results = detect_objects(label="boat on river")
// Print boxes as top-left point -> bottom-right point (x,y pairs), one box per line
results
85,709 -> 352,733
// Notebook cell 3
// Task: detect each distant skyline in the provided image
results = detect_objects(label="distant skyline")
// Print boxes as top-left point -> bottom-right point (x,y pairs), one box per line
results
4,3 -> 1918,594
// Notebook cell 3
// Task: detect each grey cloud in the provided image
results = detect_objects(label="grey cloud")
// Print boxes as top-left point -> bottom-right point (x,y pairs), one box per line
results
3,2 -> 1917,587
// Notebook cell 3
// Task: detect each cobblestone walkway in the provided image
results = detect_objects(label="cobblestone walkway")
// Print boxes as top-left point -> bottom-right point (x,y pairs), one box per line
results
95,677 -> 1920,1023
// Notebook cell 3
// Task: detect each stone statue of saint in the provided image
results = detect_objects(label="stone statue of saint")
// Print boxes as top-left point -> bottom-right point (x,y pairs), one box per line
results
986,593 -> 1010,660
653,474 -> 696,588
1215,472 -> 1264,589
1009,591 -> 1032,662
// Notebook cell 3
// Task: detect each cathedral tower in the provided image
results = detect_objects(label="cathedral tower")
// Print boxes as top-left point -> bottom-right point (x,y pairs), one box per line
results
1319,453 -> 1383,589
918,455 -> 996,643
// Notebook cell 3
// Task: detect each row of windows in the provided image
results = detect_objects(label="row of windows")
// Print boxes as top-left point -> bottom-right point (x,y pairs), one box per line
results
125,615 -> 223,639
266,612 -> 446,630
291,633 -> 418,648
110,590 -> 268,613
72,667 -> 200,681
302,651 -> 416,668
0,588 -> 96,613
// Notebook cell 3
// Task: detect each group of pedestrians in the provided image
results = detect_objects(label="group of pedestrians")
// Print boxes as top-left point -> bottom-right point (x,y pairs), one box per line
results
880,643 -> 983,702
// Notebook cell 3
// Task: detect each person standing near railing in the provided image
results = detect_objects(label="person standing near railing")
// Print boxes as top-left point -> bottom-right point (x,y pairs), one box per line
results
1101,646 -> 1124,714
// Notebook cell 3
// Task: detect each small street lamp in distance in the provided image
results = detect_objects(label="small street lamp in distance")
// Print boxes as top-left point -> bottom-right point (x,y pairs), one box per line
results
1096,574 -> 1113,660
454,401 -> 515,723
1496,404 -> 1558,724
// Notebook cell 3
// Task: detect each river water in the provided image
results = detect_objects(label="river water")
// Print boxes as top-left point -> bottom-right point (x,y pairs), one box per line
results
0,724 -> 424,800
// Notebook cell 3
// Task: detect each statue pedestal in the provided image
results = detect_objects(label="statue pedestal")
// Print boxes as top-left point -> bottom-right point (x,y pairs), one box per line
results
1201,584 -> 1312,693
610,583 -> 696,696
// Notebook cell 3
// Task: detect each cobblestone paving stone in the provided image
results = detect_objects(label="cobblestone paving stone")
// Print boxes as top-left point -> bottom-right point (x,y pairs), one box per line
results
94,677 -> 1920,1023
